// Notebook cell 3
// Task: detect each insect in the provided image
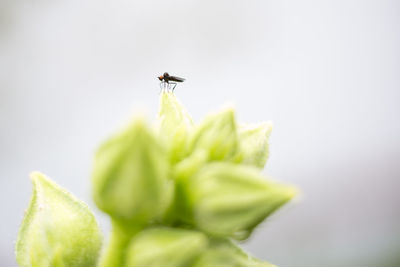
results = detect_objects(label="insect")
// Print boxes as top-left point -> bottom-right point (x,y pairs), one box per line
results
158,72 -> 185,92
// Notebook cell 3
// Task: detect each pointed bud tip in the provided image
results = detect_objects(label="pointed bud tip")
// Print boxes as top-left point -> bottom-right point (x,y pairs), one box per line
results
285,185 -> 299,200
29,171 -> 43,179
286,185 -> 301,202
159,90 -> 176,103
132,116 -> 147,128
219,105 -> 236,116
270,181 -> 299,201
262,120 -> 274,131
29,171 -> 47,185
241,121 -> 273,132
121,116 -> 153,138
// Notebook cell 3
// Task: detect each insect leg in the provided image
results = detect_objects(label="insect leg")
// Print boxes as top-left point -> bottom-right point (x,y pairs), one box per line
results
159,81 -> 164,93
170,82 -> 177,92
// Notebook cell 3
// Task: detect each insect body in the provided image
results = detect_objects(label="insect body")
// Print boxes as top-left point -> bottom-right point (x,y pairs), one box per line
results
158,72 -> 185,92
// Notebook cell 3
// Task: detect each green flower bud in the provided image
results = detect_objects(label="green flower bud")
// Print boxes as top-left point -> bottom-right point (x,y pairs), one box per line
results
125,227 -> 208,267
92,118 -> 172,224
192,239 -> 276,267
186,163 -> 297,240
16,172 -> 102,267
163,150 -> 208,224
237,122 -> 273,169
188,108 -> 238,161
158,92 -> 194,164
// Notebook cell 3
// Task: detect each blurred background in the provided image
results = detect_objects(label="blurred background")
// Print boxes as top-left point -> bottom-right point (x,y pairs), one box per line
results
1,0 -> 399,266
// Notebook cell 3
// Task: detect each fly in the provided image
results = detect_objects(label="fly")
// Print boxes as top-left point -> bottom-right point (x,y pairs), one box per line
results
158,72 -> 185,92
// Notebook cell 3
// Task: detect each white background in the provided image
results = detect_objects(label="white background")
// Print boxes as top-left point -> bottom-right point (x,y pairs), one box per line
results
1,1 -> 399,266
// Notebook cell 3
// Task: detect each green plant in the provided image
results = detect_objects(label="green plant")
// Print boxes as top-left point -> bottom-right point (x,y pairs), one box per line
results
16,92 -> 297,267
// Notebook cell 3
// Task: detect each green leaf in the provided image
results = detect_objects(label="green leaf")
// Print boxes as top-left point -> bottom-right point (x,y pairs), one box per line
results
192,238 -> 276,267
125,227 -> 208,267
237,122 -> 273,169
158,92 -> 194,164
92,118 -> 172,224
186,163 -> 297,240
16,172 -> 102,267
188,108 -> 238,162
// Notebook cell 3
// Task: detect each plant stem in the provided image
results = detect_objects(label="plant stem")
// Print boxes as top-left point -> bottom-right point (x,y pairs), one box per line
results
98,219 -> 141,267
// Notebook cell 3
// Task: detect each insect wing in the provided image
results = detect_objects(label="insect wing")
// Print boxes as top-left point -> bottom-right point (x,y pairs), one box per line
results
169,76 -> 185,82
